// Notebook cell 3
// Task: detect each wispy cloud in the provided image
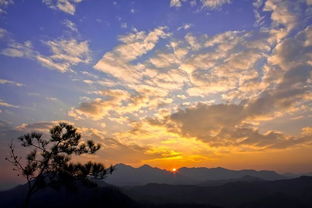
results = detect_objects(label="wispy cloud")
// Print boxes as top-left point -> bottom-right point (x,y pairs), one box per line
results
0,0 -> 13,14
1,41 -> 34,58
170,0 -> 231,9
0,79 -> 23,87
63,19 -> 78,32
94,26 -> 170,82
69,0 -> 312,156
42,0 -> 84,15
36,39 -> 91,72
0,99 -> 19,108
1,37 -> 91,72
0,28 -> 8,38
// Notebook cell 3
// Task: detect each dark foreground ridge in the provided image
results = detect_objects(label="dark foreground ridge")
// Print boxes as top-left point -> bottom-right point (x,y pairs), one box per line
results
0,176 -> 312,208
124,176 -> 312,208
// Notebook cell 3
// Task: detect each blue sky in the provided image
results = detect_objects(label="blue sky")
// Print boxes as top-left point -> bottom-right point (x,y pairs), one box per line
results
1,0 -> 312,189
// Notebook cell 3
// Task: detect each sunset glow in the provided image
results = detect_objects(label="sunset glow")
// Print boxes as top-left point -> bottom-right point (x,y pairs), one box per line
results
1,0 -> 312,190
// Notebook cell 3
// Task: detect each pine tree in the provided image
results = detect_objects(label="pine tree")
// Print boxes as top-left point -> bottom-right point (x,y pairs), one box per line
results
6,122 -> 114,208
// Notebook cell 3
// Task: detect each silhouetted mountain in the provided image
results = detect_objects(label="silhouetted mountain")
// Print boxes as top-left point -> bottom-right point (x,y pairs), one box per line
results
2,176 -> 312,208
178,167 -> 283,181
105,164 -> 285,186
199,175 -> 265,186
0,181 -> 219,208
0,182 -> 137,208
123,176 -> 312,208
105,164 -> 176,186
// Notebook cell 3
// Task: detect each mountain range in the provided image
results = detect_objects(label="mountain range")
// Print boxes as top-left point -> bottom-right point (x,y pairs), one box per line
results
1,175 -> 312,208
124,176 -> 312,208
105,164 -> 286,186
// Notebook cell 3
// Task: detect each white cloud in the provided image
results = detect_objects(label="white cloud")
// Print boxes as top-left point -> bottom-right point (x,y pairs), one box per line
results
170,0 -> 184,7
200,0 -> 231,9
0,0 -> 13,14
63,19 -> 78,32
155,101 -> 312,149
268,25 -> 312,70
263,0 -> 298,31
0,28 -> 8,38
0,79 -> 23,87
170,0 -> 231,9
46,97 -> 59,102
94,26 -> 169,82
36,39 -> 91,72
67,4 -> 312,157
184,33 -> 200,50
43,0 -> 84,15
68,89 -> 130,120
120,22 -> 128,29
177,23 -> 192,31
0,99 -> 19,108
1,41 -> 34,58
0,0 -> 13,6
1,37 -> 91,72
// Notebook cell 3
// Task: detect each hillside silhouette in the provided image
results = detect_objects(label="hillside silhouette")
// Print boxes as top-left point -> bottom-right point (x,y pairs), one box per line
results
105,163 -> 285,186
1,175 -> 312,208
124,176 -> 312,208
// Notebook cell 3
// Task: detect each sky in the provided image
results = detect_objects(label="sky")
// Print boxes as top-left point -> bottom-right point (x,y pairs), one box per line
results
0,0 -> 312,188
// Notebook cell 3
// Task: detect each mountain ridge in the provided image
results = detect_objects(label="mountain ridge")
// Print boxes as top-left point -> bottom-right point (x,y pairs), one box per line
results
105,163 -> 286,186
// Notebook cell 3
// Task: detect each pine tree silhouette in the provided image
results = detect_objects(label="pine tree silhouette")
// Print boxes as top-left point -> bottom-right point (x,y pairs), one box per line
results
6,122 -> 114,208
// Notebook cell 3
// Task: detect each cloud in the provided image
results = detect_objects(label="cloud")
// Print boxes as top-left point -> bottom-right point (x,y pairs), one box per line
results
0,28 -> 8,38
110,25 -> 312,151
1,41 -> 34,58
246,66 -> 311,118
63,19 -> 78,32
268,26 -> 312,70
16,121 -> 63,133
263,0 -> 298,32
37,39 -> 91,72
0,0 -> 13,14
0,79 -> 23,87
68,4 -> 312,158
170,0 -> 183,7
43,0 -> 84,15
1,36 -> 90,72
46,97 -> 59,102
68,86 -> 174,121
113,118 -> 213,160
170,0 -> 231,9
68,89 -> 130,120
157,36 -> 312,148
94,26 -> 169,83
178,30 -> 270,96
0,120 -> 161,168
178,24 -> 192,31
262,0 -> 311,43
200,0 -> 231,8
154,102 -> 312,149
0,99 -> 19,108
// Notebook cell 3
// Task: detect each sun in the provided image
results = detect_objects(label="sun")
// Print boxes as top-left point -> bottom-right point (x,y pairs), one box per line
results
172,168 -> 177,173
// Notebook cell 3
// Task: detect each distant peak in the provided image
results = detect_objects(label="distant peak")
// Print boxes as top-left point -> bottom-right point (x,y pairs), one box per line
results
115,163 -> 133,168
139,164 -> 153,169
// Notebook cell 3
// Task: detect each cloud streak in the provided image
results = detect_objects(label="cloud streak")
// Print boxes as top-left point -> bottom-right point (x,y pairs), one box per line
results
43,0 -> 84,15
1,38 -> 91,72
170,0 -> 231,9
